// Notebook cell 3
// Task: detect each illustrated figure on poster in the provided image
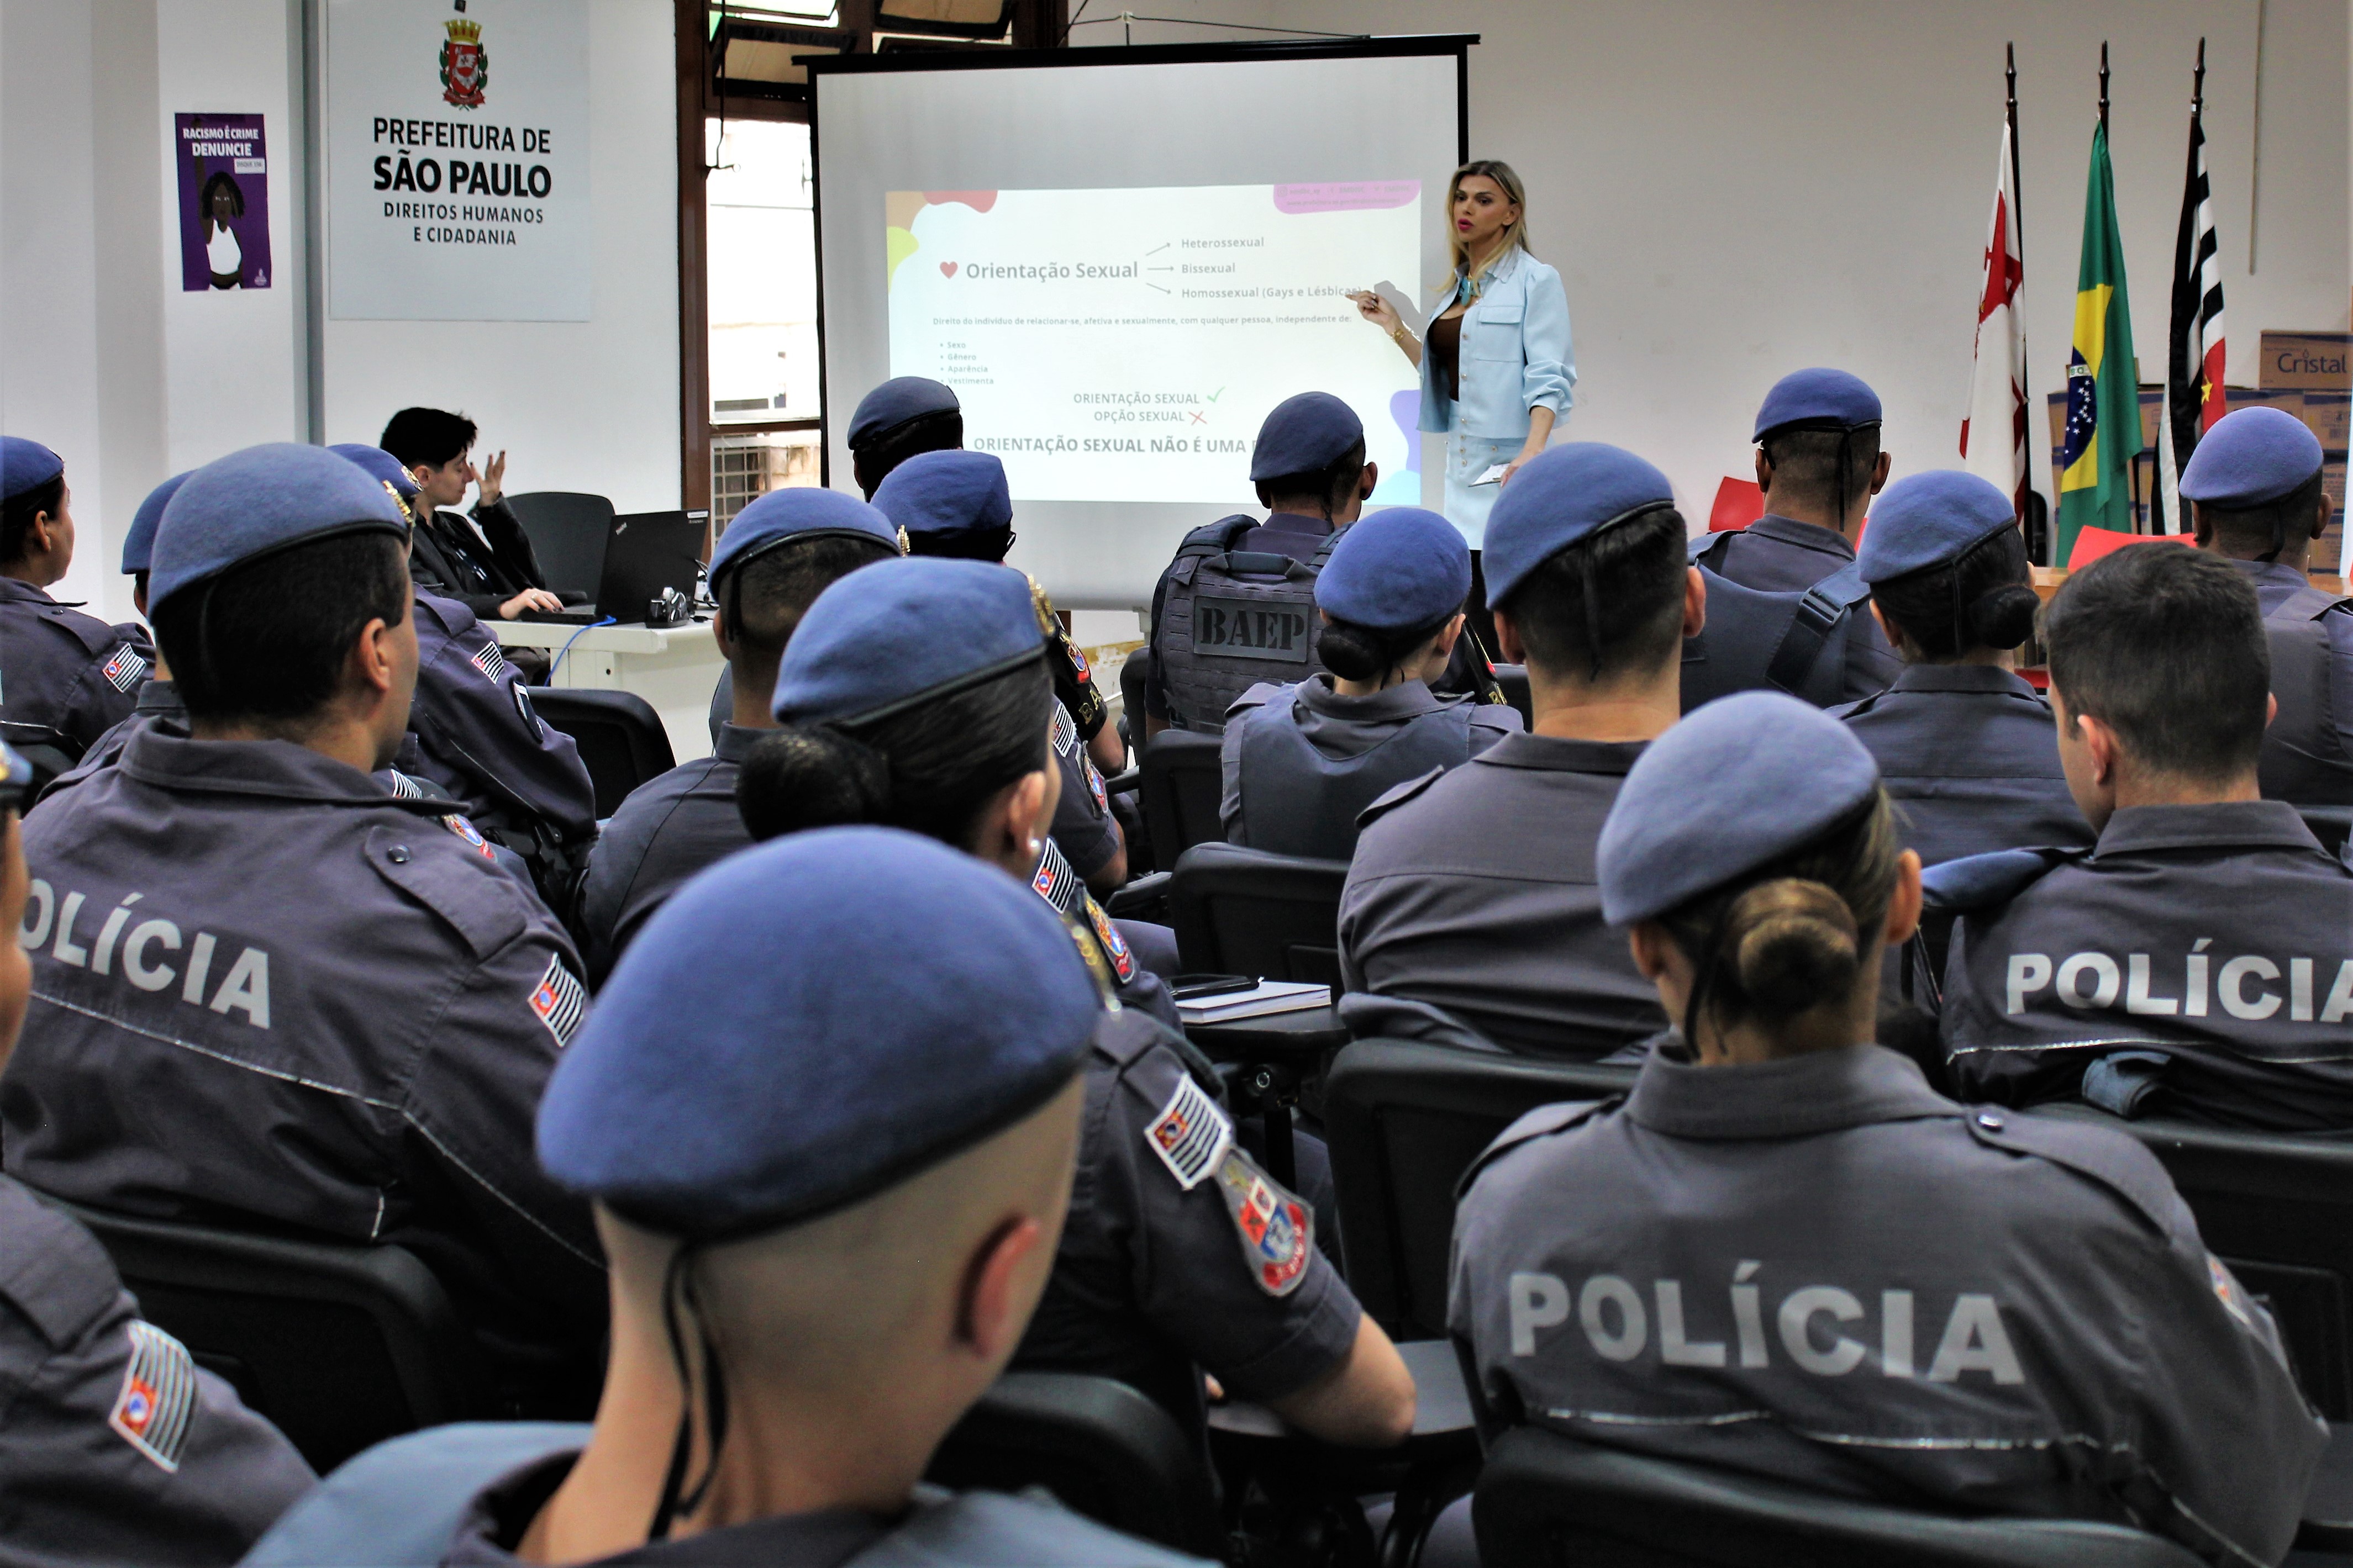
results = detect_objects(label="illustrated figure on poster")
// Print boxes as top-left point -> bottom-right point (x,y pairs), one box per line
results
202,173 -> 246,290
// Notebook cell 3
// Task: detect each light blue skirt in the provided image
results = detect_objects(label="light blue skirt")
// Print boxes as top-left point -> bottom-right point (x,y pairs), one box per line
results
1441,428 -> 1523,550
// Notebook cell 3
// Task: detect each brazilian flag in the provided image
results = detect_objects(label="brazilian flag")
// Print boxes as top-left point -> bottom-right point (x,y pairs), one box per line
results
2056,123 -> 2143,561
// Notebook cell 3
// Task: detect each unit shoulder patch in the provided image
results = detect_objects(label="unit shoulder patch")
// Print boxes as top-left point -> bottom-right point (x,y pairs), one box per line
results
109,1320 -> 197,1472
1085,895 -> 1136,983
1213,1147 -> 1313,1296
468,640 -> 513,685
442,814 -> 498,862
100,645 -> 149,695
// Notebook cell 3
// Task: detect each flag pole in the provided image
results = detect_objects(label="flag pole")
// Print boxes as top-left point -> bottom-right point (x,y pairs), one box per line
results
2099,41 -> 2109,132
2007,43 -> 2023,253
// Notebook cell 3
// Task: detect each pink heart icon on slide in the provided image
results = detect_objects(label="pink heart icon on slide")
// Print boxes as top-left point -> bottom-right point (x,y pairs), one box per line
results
940,261 -> 959,277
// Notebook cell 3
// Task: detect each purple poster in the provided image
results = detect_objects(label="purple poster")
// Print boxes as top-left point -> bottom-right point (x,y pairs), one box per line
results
175,113 -> 271,291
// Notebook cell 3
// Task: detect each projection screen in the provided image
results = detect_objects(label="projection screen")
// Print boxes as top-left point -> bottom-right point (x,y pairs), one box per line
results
810,38 -> 1471,607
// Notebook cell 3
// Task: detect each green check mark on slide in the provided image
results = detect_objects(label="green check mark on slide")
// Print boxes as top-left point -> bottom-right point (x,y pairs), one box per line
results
1206,387 -> 1225,402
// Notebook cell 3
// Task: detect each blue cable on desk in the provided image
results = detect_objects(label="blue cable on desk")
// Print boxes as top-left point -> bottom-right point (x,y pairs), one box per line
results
546,616 -> 617,683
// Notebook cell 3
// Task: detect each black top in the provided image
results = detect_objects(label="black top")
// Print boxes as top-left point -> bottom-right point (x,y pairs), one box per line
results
408,500 -> 551,620
1427,313 -> 1463,403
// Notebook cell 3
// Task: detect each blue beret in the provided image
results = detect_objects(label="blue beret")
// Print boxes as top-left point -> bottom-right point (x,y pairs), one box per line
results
1754,368 -> 1882,441
710,487 -> 898,583
1,438 -> 63,503
122,472 -> 192,576
1598,690 -> 1880,926
2180,406 -> 2325,509
1482,444 -> 1677,608
1250,392 -> 1364,482
151,443 -> 409,608
847,377 -> 960,448
1855,470 -> 2019,584
772,557 -> 1044,725
328,444 -> 420,505
1316,508 -> 1470,631
538,827 -> 1101,1240
871,450 -> 1013,540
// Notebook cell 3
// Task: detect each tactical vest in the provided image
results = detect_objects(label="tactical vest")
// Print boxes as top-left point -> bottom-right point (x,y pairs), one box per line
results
1680,533 -> 1874,711
2258,585 -> 2353,805
1234,694 -> 1479,860
1153,518 -> 1344,732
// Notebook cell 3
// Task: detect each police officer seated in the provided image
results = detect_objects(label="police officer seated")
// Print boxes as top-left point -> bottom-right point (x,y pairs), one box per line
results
0,439 -> 156,779
734,559 -> 1415,1449
334,444 -> 599,906
7,444 -> 607,1413
379,406 -> 563,622
1689,369 -> 1901,704
1144,392 -> 1377,737
1452,691 -> 2323,1567
1833,470 -> 2091,867
246,830 -> 1217,1567
875,450 -> 1135,900
1221,506 -> 1519,859
1340,445 -> 1697,1057
0,751 -> 317,1566
1936,544 -> 2353,1129
2183,404 -> 2353,807
38,470 -> 193,804
846,373 -> 963,500
576,486 -> 899,982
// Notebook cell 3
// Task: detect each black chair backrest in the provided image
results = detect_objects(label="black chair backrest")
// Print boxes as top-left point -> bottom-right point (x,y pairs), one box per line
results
1492,662 -> 1533,728
1141,728 -> 1225,864
1167,841 -> 1349,988
1474,1424 -> 2204,1567
57,1201 -> 487,1473
502,491 -> 616,600
928,1371 -> 1220,1556
1323,1039 -> 1638,1342
2032,1104 -> 2353,1420
524,687 -> 677,817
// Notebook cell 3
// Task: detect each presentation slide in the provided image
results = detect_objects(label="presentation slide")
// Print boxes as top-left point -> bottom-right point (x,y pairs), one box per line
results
886,184 -> 1423,506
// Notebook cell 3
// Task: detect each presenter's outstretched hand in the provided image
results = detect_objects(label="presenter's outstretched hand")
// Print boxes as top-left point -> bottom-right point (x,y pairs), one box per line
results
1349,291 -> 1419,368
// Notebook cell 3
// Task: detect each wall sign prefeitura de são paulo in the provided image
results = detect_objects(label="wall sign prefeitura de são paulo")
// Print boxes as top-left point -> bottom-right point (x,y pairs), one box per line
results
326,0 -> 589,321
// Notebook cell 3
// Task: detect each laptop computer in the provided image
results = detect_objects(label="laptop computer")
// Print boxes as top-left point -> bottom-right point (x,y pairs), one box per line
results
520,509 -> 709,625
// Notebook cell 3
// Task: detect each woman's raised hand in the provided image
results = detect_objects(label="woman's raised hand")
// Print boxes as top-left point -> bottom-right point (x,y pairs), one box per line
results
1347,289 -> 1399,334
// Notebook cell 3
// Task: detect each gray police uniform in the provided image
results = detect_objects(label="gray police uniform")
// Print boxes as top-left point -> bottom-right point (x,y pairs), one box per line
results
1339,732 -> 1666,1055
0,576 -> 153,765
1015,1007 -> 1362,1435
37,676 -> 186,805
1450,1042 -> 2324,1568
0,1174 -> 314,1568
404,592 -> 598,890
6,725 -> 608,1407
1219,675 -> 1521,860
2227,558 -> 2353,805
1689,517 -> 1901,704
243,1421 -> 1214,1566
1936,801 -> 2353,1128
1049,699 -> 1122,882
1829,665 -> 2092,866
573,722 -> 760,984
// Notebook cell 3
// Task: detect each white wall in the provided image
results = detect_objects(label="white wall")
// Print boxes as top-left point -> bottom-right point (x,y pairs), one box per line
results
1089,0 -> 2351,531
318,0 -> 680,513
0,0 -> 682,625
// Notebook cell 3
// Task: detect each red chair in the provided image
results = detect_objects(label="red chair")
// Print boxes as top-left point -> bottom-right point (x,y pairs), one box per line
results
2064,526 -> 2188,570
1707,477 -> 1765,533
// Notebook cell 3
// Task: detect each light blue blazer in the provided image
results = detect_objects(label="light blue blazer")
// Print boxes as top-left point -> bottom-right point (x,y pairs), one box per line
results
1416,245 -> 1576,441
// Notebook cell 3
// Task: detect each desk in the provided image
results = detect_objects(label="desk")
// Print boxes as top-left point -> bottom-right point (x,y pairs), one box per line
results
491,617 -> 723,764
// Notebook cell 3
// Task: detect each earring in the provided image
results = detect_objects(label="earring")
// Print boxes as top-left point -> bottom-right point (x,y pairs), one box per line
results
1027,837 -> 1043,859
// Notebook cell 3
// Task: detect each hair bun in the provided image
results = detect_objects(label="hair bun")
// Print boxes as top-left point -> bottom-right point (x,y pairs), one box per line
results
735,725 -> 892,842
1724,878 -> 1860,1016
1967,582 -> 2041,651
1314,619 -> 1390,682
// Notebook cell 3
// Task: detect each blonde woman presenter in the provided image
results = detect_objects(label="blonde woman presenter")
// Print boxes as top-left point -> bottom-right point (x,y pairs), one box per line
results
1350,160 -> 1574,548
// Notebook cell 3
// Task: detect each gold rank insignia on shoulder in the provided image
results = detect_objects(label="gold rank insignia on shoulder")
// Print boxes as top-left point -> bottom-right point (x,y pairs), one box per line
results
1027,573 -> 1060,638
1064,913 -> 1123,1011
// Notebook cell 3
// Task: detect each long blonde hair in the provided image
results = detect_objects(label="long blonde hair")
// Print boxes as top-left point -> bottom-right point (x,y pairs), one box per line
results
1444,159 -> 1531,288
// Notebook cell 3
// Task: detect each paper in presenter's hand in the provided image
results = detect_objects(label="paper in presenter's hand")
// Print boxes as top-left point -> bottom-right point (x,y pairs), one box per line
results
1472,463 -> 1511,487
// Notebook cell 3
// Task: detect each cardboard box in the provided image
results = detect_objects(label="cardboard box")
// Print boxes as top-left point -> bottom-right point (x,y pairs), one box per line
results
2260,331 -> 2353,391
2304,393 -> 2351,451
